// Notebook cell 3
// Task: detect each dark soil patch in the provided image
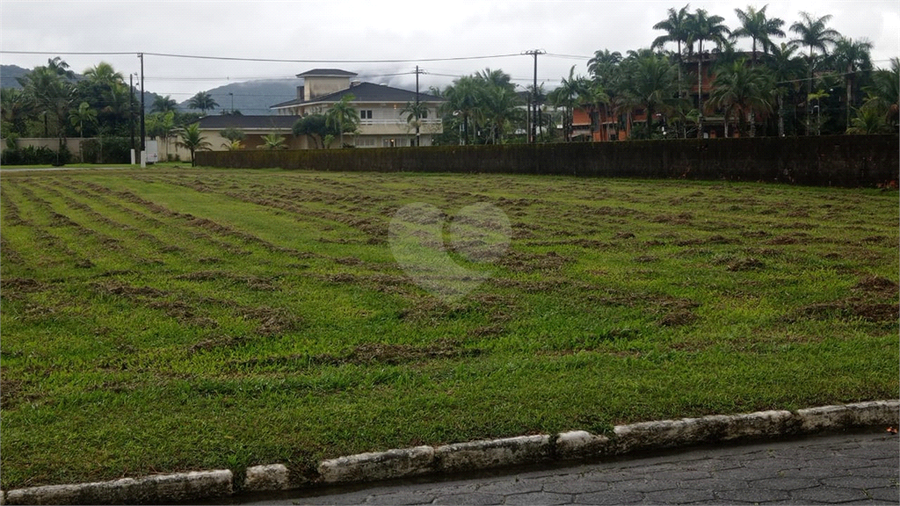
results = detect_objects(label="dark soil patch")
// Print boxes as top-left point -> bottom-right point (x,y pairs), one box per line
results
650,213 -> 693,225
852,276 -> 899,299
1,277 -> 45,293
231,341 -> 481,370
94,280 -> 166,298
797,301 -> 899,323
189,335 -> 249,353
727,257 -> 765,271
177,270 -> 277,291
500,250 -> 570,273
239,306 -> 302,336
659,310 -> 698,326
766,236 -> 798,245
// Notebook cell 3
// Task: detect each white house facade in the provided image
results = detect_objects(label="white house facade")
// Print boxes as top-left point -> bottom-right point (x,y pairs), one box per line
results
270,69 -> 444,148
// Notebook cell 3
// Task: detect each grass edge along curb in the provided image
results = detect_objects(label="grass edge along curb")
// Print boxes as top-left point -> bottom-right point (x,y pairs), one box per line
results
3,400 -> 897,505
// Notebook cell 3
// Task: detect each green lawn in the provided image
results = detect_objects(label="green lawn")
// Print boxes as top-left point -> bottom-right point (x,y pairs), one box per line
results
1,167 -> 897,489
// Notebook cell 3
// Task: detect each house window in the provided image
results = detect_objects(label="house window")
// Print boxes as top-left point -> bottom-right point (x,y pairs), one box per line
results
421,109 -> 428,119
360,110 -> 373,119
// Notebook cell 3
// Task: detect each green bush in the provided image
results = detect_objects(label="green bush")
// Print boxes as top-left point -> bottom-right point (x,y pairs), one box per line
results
1,145 -> 71,165
81,137 -> 132,164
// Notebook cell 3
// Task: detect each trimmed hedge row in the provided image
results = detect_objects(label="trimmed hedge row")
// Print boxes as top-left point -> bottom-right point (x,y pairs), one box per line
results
196,135 -> 900,187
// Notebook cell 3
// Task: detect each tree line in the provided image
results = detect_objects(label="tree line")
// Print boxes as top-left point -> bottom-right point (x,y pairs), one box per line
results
2,4 -> 897,161
0,58 -> 232,163
433,5 -> 898,144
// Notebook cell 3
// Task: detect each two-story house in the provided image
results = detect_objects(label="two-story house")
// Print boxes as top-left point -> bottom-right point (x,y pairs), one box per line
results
193,68 -> 444,150
271,69 -> 444,148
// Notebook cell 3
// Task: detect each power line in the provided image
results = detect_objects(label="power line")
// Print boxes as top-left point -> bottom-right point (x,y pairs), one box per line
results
0,50 -> 523,64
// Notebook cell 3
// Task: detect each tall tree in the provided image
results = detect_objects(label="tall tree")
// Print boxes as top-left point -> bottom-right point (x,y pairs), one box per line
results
292,114 -> 334,149
69,101 -> 97,162
790,12 -> 840,134
620,52 -> 679,138
188,91 -> 219,115
831,36 -> 873,129
548,66 -> 590,142
768,42 -> 805,137
652,4 -> 692,100
46,57 -> 75,80
19,63 -> 76,161
687,8 -> 731,137
707,59 -> 775,137
588,50 -> 625,138
176,123 -> 211,166
152,95 -> 179,113
325,94 -> 360,147
578,80 -> 610,141
83,62 -> 124,88
860,57 -> 899,131
733,5 -> 785,66
1,88 -> 28,137
441,76 -> 482,145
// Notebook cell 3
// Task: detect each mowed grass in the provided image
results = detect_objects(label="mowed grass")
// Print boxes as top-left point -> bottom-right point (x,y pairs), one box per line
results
1,167 -> 897,489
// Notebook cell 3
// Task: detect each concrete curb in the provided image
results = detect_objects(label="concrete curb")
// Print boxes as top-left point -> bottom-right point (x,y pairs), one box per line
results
5,400 -> 897,504
4,470 -> 232,505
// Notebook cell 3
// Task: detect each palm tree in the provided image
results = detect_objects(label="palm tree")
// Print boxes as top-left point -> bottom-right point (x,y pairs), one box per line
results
83,62 -> 124,88
441,76 -> 481,145
831,36 -> 873,129
176,123 -> 211,166
549,66 -> 590,141
257,133 -> 287,150
847,106 -> 889,134
19,65 -> 76,162
687,8 -> 731,137
652,4 -> 692,99
325,94 -> 360,147
188,91 -> 219,115
480,84 -> 521,144
578,81 -> 610,141
222,139 -> 244,150
69,101 -> 97,162
146,110 -> 176,160
620,53 -> 680,138
861,57 -> 899,130
152,95 -> 179,113
46,57 -> 76,80
768,42 -> 805,137
707,59 -> 775,137
733,5 -> 785,66
476,68 -> 515,91
399,100 -> 429,146
790,12 -> 841,134
1,88 -> 28,137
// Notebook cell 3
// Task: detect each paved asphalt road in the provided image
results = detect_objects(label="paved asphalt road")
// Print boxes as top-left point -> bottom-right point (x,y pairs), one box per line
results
231,429 -> 898,505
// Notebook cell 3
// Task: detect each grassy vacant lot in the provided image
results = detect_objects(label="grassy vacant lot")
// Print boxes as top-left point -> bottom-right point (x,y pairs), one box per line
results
1,168 -> 897,489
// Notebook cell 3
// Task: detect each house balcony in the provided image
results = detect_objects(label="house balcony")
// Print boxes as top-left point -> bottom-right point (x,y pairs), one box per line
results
358,118 -> 443,135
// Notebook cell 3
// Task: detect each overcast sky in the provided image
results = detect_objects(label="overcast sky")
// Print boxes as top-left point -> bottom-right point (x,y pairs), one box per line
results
1,0 -> 897,102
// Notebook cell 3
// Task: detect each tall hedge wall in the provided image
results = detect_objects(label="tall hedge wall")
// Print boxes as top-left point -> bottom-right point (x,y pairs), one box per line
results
196,135 -> 899,187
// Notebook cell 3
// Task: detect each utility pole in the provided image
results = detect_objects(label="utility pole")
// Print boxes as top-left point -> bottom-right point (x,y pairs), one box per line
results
414,65 -> 423,147
523,49 -> 544,144
139,53 -> 146,166
129,73 -> 135,164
